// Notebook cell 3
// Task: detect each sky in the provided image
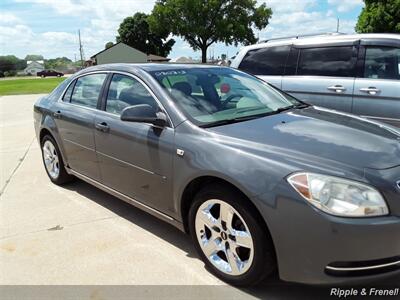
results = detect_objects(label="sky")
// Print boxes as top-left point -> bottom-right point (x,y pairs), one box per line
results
0,0 -> 364,61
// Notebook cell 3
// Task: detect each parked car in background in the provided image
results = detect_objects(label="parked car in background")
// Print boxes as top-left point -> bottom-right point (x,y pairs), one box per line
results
34,64 -> 400,286
231,33 -> 400,128
37,69 -> 64,77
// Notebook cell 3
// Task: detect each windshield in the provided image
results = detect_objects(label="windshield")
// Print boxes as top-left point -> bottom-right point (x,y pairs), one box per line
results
149,67 -> 300,127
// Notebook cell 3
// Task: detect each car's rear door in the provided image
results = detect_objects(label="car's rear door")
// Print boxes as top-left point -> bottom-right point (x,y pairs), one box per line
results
52,73 -> 107,180
282,43 -> 357,112
237,45 -> 290,88
94,73 -> 174,212
352,40 -> 400,127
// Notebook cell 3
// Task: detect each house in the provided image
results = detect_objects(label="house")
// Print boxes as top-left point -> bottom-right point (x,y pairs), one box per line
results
23,60 -> 44,75
91,42 -> 170,65
173,56 -> 197,63
147,54 -> 170,62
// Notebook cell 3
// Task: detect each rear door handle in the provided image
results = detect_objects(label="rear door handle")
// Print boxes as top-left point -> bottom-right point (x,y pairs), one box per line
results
360,87 -> 381,95
327,85 -> 346,93
95,122 -> 110,133
53,110 -> 62,118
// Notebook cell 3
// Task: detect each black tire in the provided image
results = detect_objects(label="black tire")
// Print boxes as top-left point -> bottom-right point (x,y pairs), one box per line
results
41,135 -> 74,185
189,183 -> 276,286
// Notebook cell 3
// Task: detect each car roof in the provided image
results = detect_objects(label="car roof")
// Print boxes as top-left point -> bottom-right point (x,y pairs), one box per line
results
242,33 -> 400,51
78,63 -> 225,75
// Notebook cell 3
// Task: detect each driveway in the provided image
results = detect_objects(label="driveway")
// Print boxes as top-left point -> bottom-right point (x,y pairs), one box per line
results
0,95 -> 398,300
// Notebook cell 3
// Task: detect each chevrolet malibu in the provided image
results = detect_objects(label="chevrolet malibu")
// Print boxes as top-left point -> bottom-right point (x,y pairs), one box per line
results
33,64 -> 400,286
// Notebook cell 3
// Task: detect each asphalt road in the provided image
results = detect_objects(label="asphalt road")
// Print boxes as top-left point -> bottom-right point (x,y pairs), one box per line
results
0,94 -> 398,300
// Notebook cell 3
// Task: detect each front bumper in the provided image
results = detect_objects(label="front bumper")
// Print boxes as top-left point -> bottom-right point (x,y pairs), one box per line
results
253,182 -> 400,285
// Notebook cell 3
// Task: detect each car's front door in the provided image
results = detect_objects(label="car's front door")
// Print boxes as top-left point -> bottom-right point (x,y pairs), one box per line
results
94,73 -> 175,212
282,44 -> 357,112
52,73 -> 107,181
352,43 -> 400,128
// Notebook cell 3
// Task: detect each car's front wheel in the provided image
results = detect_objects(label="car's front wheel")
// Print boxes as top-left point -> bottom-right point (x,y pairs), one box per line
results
189,184 -> 276,286
41,135 -> 74,185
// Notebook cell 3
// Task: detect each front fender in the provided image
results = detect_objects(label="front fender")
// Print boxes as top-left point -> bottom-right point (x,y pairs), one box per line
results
172,131 -> 296,221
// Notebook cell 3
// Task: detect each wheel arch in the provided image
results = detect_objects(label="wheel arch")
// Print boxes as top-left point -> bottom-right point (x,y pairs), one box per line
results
39,127 -> 52,143
39,125 -> 68,168
180,176 -> 275,246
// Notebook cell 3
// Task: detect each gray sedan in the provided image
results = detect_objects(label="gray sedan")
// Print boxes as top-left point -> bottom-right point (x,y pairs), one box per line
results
34,64 -> 400,286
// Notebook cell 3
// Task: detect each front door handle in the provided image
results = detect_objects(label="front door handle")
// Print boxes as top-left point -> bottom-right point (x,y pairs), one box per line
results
53,110 -> 62,118
95,122 -> 110,133
327,85 -> 346,93
360,87 -> 381,95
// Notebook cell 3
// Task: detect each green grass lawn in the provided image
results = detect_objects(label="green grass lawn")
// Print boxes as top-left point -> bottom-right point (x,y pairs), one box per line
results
0,77 -> 66,96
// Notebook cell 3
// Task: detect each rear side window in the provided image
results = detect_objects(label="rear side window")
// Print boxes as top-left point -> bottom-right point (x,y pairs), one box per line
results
364,46 -> 400,80
70,74 -> 106,108
297,46 -> 357,77
62,81 -> 75,102
238,46 -> 290,75
106,74 -> 158,115
46,79 -> 69,101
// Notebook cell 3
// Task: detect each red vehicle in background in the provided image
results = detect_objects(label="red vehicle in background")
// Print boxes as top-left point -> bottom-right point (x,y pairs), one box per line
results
37,69 -> 64,77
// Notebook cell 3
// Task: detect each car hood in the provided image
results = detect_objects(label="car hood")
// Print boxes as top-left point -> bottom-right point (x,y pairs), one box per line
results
207,106 -> 400,170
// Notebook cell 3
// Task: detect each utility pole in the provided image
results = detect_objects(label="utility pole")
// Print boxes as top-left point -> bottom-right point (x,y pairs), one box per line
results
78,29 -> 84,68
336,18 -> 340,33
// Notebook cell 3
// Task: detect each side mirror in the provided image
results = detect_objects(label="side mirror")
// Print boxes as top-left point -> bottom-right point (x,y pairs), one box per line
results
120,104 -> 168,127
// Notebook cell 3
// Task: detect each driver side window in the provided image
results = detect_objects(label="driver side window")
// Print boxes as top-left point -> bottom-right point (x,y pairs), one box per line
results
106,74 -> 158,115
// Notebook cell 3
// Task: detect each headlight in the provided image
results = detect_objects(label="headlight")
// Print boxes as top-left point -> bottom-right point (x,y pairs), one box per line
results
287,172 -> 388,217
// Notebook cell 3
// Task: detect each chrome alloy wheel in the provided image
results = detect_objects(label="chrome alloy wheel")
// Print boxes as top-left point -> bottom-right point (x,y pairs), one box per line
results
195,199 -> 254,276
43,140 -> 60,179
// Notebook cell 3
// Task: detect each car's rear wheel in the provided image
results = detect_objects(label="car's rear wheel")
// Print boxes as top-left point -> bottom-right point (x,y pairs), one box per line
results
41,75 -> 45,78
41,135 -> 73,185
189,184 -> 276,286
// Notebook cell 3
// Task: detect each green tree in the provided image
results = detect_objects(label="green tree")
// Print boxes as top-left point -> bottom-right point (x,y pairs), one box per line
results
24,54 -> 44,61
116,12 -> 175,57
356,0 -> 400,33
0,55 -> 26,74
148,0 -> 272,63
105,41 -> 114,49
45,57 -> 73,70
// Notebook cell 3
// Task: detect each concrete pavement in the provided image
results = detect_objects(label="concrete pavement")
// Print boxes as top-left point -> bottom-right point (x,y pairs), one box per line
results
0,94 -> 226,285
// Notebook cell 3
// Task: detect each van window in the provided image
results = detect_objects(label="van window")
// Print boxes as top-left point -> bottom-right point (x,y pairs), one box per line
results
297,46 -> 356,77
364,46 -> 400,80
238,46 -> 290,75
284,47 -> 299,75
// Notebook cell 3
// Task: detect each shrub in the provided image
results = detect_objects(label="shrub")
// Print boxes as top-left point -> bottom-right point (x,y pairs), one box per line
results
4,70 -> 17,77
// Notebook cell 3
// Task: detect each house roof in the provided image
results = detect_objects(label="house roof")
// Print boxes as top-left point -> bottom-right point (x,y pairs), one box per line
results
147,54 -> 170,62
90,42 -> 130,58
91,42 -> 169,62
27,60 -> 44,65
